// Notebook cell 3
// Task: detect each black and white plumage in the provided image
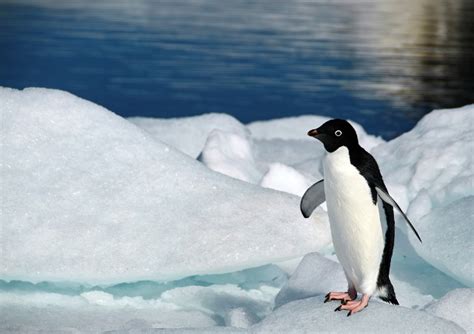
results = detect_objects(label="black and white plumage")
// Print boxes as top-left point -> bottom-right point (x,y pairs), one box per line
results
301,119 -> 421,315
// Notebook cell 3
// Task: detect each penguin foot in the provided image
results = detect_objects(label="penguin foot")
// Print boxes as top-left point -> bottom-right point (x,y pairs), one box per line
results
339,294 -> 370,316
324,291 -> 354,303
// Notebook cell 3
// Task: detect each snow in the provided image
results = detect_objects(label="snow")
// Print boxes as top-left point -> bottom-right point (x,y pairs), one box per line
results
0,265 -> 285,333
1,86 -> 473,333
197,130 -> 263,183
373,105 -> 474,287
274,252 -> 346,308
251,296 -> 465,333
0,87 -> 329,284
0,291 -> 218,333
424,288 -> 474,333
129,114 -> 248,158
412,197 -> 473,287
260,163 -> 315,196
274,252 -> 435,310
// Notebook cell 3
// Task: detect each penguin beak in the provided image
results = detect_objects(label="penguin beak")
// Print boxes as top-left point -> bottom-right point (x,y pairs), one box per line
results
307,128 -> 319,138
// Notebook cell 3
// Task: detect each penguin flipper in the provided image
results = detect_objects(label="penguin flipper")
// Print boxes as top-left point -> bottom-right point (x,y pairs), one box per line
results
300,179 -> 325,218
375,186 -> 422,243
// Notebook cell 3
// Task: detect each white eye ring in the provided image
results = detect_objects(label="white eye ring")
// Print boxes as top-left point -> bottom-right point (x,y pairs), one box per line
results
335,130 -> 342,137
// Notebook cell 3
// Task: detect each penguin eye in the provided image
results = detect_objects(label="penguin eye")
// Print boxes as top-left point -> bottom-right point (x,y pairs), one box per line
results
335,130 -> 342,137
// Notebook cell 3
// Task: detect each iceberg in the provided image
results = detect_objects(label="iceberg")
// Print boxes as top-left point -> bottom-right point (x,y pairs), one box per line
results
1,86 -> 472,333
0,87 -> 330,284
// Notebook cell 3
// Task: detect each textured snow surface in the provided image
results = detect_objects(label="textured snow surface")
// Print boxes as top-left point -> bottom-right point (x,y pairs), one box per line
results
197,129 -> 263,183
0,291 -> 217,333
251,296 -> 465,333
260,163 -> 315,197
128,114 -> 248,158
275,252 -> 436,310
374,105 -> 474,287
413,197 -> 473,287
424,288 -> 474,333
1,87 -> 472,333
0,87 -> 329,283
274,252 -> 346,308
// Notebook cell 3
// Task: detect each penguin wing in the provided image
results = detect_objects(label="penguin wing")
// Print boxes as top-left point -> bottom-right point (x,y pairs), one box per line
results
375,186 -> 422,243
300,179 -> 325,218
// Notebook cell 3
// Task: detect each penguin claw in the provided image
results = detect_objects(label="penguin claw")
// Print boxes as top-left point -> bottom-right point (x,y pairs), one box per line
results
334,305 -> 342,312
347,311 -> 352,317
324,297 -> 330,303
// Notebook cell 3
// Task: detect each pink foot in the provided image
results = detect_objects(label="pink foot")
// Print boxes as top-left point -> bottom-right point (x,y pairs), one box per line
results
334,294 -> 370,316
324,291 -> 354,304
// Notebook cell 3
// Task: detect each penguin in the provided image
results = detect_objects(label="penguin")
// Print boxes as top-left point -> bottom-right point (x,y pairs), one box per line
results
300,119 -> 422,316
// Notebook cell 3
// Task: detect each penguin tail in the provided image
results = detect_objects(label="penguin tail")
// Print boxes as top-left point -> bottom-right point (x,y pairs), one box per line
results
377,281 -> 399,305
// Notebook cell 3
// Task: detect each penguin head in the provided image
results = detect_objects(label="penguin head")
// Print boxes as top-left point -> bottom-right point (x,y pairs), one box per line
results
307,119 -> 359,152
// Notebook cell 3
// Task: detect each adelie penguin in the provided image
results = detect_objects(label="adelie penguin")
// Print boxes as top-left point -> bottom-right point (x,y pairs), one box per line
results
300,119 -> 422,316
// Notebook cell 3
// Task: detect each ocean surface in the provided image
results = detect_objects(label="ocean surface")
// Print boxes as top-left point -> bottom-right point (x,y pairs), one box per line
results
0,0 -> 473,138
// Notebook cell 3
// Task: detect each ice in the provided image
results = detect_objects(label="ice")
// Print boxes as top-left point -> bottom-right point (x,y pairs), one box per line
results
160,284 -> 277,326
424,288 -> 474,333
129,114 -> 248,158
274,252 -> 346,308
260,163 -> 315,196
1,86 -> 473,333
197,130 -> 263,183
0,87 -> 330,284
224,307 -> 260,328
274,252 -> 435,310
0,265 -> 286,332
0,291 -> 218,333
251,296 -> 465,333
410,197 -> 473,287
373,105 -> 474,287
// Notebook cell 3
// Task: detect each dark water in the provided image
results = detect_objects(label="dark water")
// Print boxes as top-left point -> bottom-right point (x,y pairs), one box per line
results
0,0 -> 473,138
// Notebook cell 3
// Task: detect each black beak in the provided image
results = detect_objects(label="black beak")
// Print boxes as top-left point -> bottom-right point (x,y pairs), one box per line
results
307,128 -> 319,137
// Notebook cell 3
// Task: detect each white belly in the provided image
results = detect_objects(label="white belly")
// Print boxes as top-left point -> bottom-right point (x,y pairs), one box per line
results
323,147 -> 384,295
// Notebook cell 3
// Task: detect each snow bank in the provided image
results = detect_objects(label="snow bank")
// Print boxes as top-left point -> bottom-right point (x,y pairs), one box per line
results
373,105 -> 474,287
424,288 -> 474,333
129,114 -> 248,158
252,296 -> 465,333
197,130 -> 263,183
0,87 -> 330,284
